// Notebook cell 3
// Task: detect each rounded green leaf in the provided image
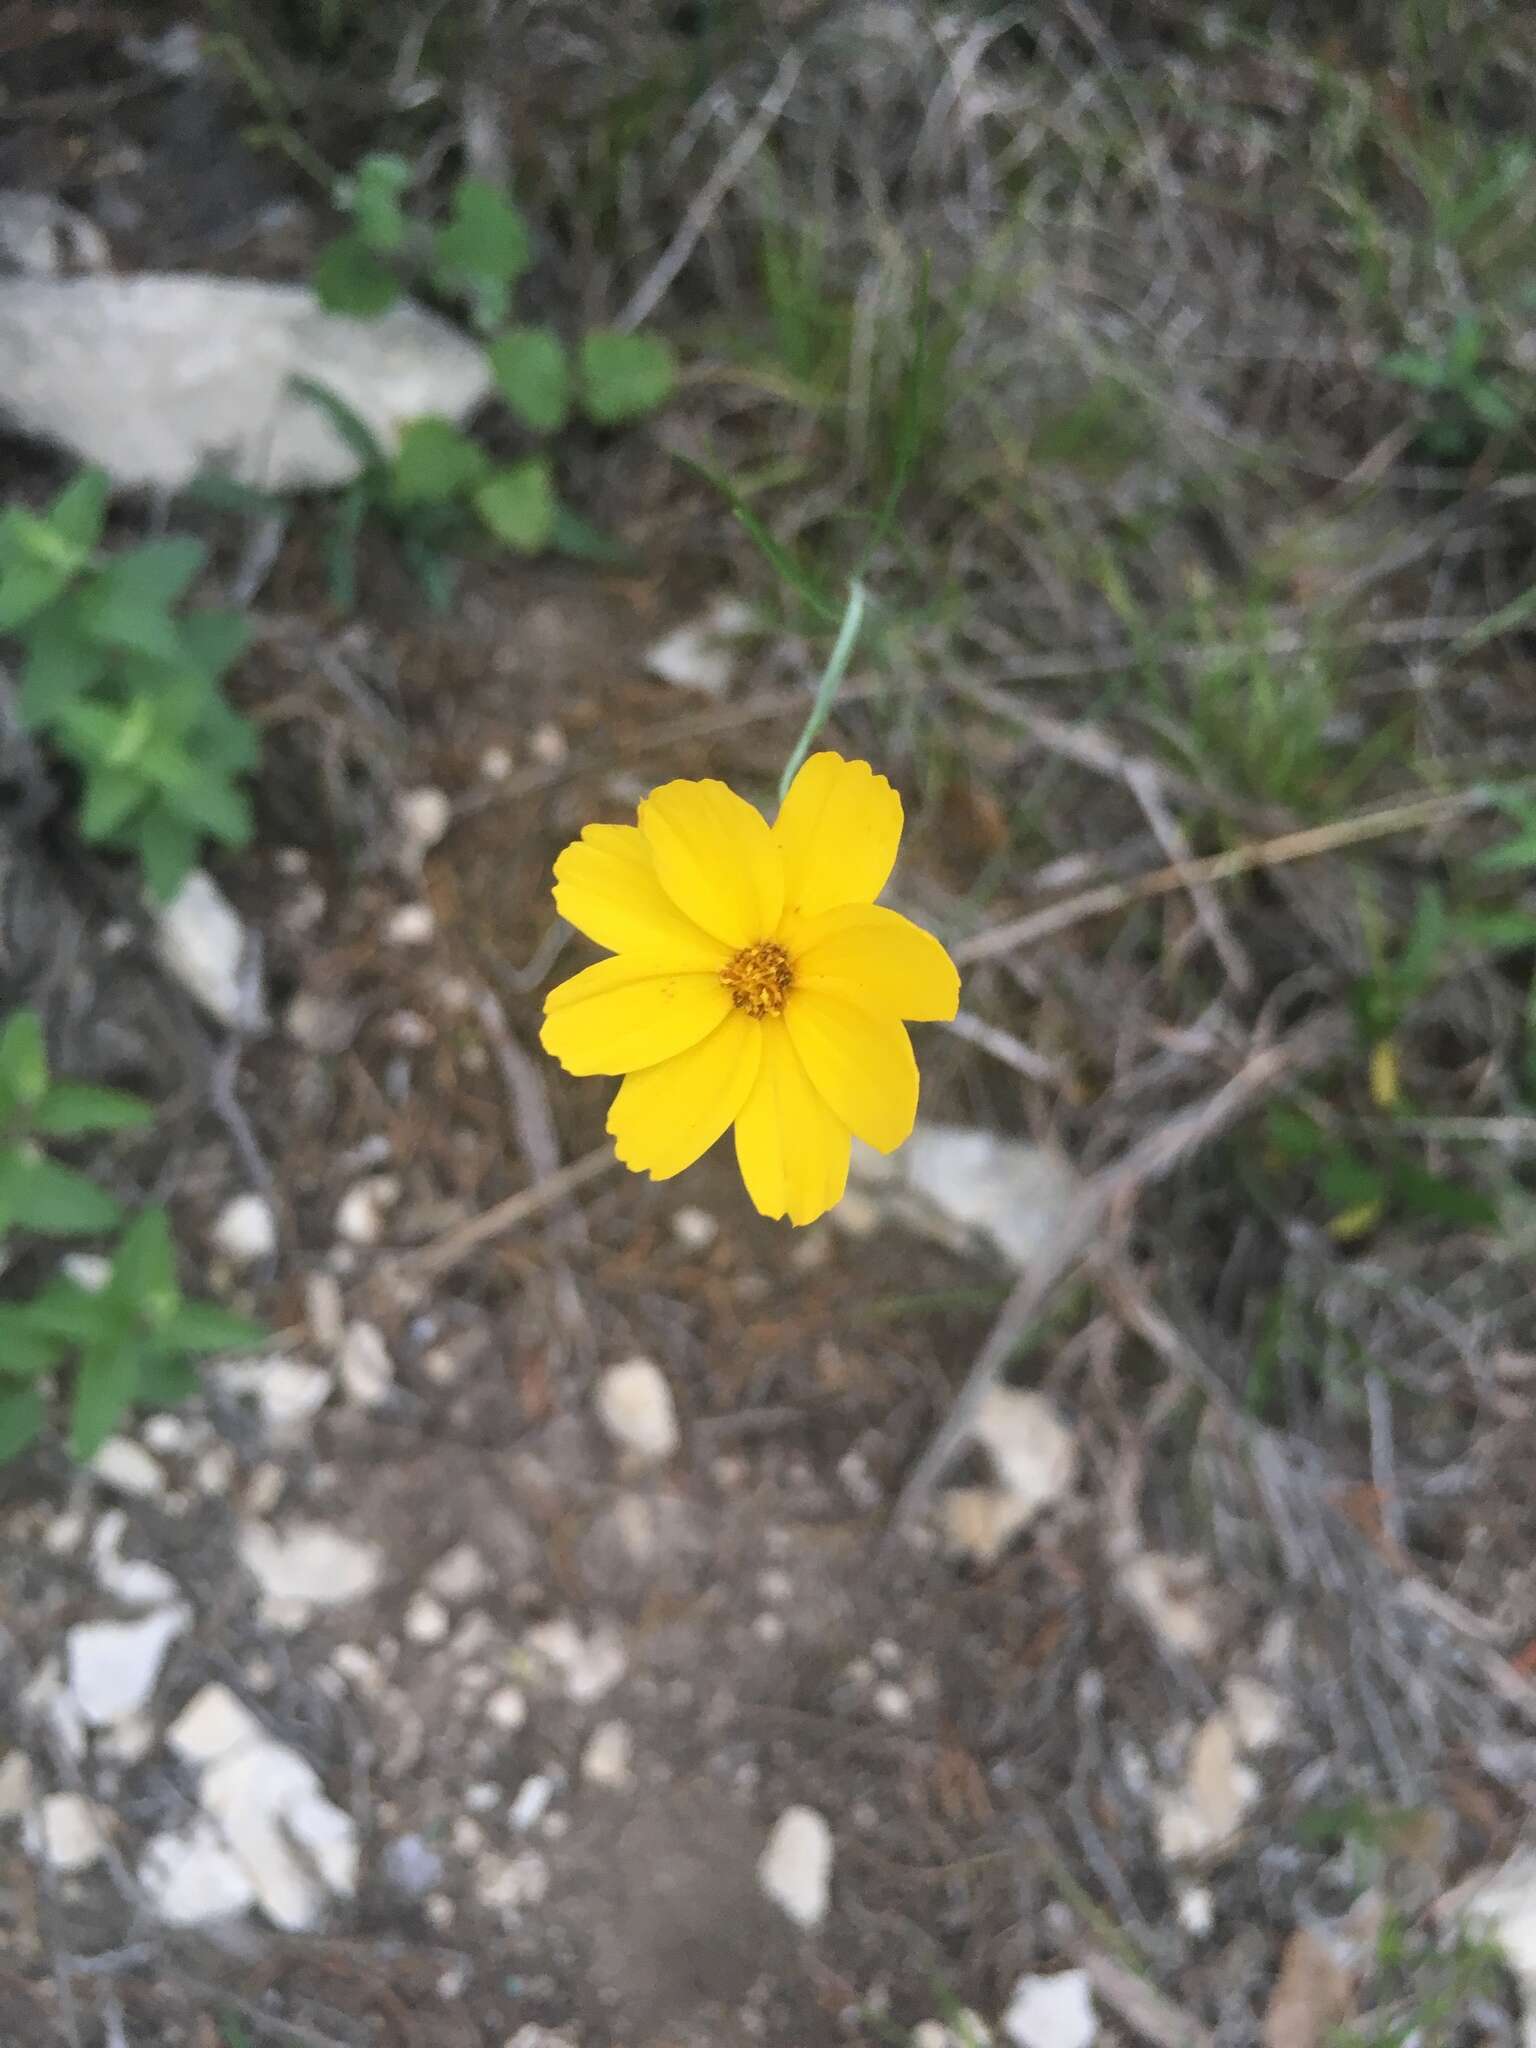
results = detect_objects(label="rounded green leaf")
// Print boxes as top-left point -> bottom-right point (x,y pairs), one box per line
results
487,327 -> 570,433
314,234 -> 401,318
473,460 -> 555,552
3,1151 -> 122,1235
578,330 -> 676,425
0,1011 -> 49,1109
391,417 -> 491,507
34,1084 -> 151,1137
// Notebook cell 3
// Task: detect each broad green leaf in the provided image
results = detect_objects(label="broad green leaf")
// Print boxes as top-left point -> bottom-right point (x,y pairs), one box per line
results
34,1084 -> 151,1137
391,416 -> 490,506
0,1386 -> 44,1464
578,330 -> 676,425
79,765 -> 148,843
0,1010 -> 49,1109
314,234 -> 400,318
164,1301 -> 267,1354
0,1150 -> 122,1234
473,459 -> 554,551
487,327 -> 569,432
79,539 -> 206,660
180,611 -> 251,681
111,1207 -> 178,1323
163,772 -> 253,847
18,608 -> 108,725
1388,1163 -> 1498,1228
139,1353 -> 199,1406
431,180 -> 530,327
0,547 -> 74,632
70,1342 -> 141,1459
47,470 -> 110,554
344,153 -> 412,253
0,1306 -> 63,1376
1380,351 -> 1446,392
134,807 -> 199,904
22,1283 -> 115,1344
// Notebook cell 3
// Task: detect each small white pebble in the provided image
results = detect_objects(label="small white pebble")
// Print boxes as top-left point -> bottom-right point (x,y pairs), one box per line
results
385,903 -> 436,946
27,1793 -> 106,1873
405,1593 -> 450,1646
452,1816 -> 486,1856
335,1175 -> 401,1247
594,1357 -> 680,1464
339,1321 -> 394,1408
210,1192 -> 277,1265
195,1446 -> 236,1495
1177,1884 -> 1215,1937
63,1251 -> 112,1292
422,1344 -> 461,1386
753,1613 -> 785,1647
1002,1971 -> 1096,2048
89,1437 -> 165,1499
529,723 -> 567,766
510,1774 -> 558,1830
671,1205 -> 719,1252
479,744 -> 513,781
399,786 -> 451,855
425,1892 -> 455,1930
465,1781 -> 500,1814
758,1805 -> 833,1931
426,1544 -> 492,1605
757,1569 -> 793,1604
580,1720 -> 633,1790
305,1273 -> 345,1350
486,1686 -> 528,1732
142,1415 -> 195,1454
873,1683 -> 912,1724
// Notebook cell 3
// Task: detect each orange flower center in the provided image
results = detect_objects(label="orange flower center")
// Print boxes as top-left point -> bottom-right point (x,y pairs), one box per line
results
721,940 -> 793,1018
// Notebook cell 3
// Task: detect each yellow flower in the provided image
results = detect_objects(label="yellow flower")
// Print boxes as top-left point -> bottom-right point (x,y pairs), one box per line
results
540,752 -> 960,1225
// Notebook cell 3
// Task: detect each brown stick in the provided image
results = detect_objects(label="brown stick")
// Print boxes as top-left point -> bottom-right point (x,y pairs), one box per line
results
407,1145 -> 615,1282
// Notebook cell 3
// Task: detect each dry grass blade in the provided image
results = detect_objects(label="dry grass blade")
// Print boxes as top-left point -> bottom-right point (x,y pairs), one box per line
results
955,789 -> 1485,964
407,1144 -> 614,1281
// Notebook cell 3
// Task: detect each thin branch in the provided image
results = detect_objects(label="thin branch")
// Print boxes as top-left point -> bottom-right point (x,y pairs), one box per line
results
407,1144 -> 614,1281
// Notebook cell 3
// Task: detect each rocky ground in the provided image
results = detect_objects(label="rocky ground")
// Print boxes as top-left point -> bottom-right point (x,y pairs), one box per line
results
5,6 -> 1536,2048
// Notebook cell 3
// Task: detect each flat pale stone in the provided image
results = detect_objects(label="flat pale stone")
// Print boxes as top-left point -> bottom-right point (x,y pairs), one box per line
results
88,1437 -> 165,1498
67,1606 -> 187,1727
211,1193 -> 277,1265
237,1521 -> 383,1607
1003,1971 -> 1096,2048
0,275 -> 491,491
153,870 -> 266,1033
28,1793 -> 106,1873
140,1818 -> 256,1925
594,1358 -> 679,1463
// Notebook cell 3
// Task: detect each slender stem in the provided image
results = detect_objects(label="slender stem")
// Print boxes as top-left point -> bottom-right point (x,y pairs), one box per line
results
778,580 -> 867,802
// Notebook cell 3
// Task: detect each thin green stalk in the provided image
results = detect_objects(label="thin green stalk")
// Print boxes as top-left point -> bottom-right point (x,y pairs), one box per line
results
778,579 -> 867,801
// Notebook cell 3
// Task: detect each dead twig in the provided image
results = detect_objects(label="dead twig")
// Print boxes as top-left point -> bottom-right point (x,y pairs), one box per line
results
406,1144 -> 614,1282
954,787 -> 1485,965
618,49 -> 803,331
1124,758 -> 1254,989
886,1013 -> 1348,1536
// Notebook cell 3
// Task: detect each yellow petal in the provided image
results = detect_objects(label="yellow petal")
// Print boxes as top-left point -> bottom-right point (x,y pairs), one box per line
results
733,1019 -> 850,1226
782,987 -> 917,1153
541,955 -> 730,1076
553,823 -> 729,969
787,903 -> 960,1021
773,752 -> 902,919
638,778 -> 783,948
607,1009 -> 762,1180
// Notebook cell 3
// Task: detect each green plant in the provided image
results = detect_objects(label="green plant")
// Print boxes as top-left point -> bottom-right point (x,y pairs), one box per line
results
304,154 -> 677,608
1330,1920 -> 1505,2048
0,1011 -> 261,1463
1379,313 -> 1522,461
0,471 -> 260,901
1262,1101 -> 1498,1244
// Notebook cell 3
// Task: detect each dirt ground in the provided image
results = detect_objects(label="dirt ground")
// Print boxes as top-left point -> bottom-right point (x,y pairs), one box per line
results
6,5 -> 1536,2047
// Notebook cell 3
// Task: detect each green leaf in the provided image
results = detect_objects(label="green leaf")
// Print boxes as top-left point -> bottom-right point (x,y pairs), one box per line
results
80,539 -> 206,660
0,1307 -> 63,1377
290,376 -> 388,472
390,416 -> 491,507
344,153 -> 412,253
47,470 -> 110,554
70,1342 -> 142,1459
1380,350 -> 1446,392
0,1010 -> 49,1109
578,330 -> 676,425
0,541 -> 74,632
487,326 -> 570,432
110,1207 -> 178,1321
1387,1162 -> 1498,1228
180,611 -> 251,681
473,459 -> 554,552
314,233 -> 401,317
18,608 -> 108,725
138,1353 -> 199,1406
34,1084 -> 151,1137
162,772 -> 253,847
431,180 -> 530,327
79,765 -> 148,843
164,1301 -> 267,1354
0,1150 -> 122,1234
134,809 -> 199,903
547,502 -> 625,563
0,1386 -> 44,1464
23,1283 -> 115,1344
